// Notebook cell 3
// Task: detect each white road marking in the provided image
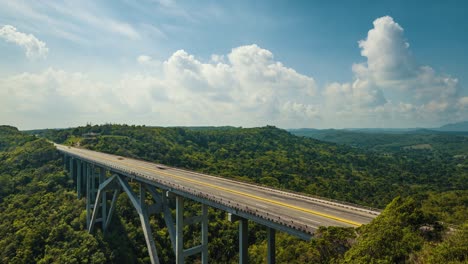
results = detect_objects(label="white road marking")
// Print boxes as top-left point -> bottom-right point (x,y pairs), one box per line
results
255,203 -> 268,209
300,217 -> 321,224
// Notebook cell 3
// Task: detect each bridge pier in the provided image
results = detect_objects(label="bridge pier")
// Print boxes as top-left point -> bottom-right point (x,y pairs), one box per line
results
175,195 -> 209,264
229,213 -> 277,264
267,228 -> 276,264
85,163 -> 101,229
162,191 -> 176,251
86,163 -> 91,228
229,213 -> 249,264
176,196 -> 184,264
239,217 -> 248,264
63,155 -> 68,171
76,160 -> 82,199
69,157 -> 74,180
99,167 -> 107,228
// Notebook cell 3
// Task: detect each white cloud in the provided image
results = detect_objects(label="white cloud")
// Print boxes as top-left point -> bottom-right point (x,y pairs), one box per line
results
458,97 -> 468,109
322,16 -> 466,127
0,25 -> 48,59
0,45 -> 318,129
137,55 -> 153,64
40,1 -> 140,40
0,16 -> 466,129
0,68 -> 114,114
0,1 -> 141,45
356,16 -> 413,81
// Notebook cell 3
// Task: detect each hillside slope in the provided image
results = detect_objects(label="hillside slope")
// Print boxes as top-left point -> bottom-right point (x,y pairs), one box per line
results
438,121 -> 468,132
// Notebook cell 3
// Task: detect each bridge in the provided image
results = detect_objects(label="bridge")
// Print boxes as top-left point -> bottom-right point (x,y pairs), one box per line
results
57,144 -> 379,264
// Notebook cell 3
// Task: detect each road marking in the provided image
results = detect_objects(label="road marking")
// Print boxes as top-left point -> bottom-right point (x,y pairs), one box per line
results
299,217 -> 321,224
59,146 -> 362,226
255,203 -> 268,209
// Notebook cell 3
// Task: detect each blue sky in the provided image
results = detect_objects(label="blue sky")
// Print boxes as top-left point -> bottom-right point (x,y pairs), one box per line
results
0,0 -> 467,129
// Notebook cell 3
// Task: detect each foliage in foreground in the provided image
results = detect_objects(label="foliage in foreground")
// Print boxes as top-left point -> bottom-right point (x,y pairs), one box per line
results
0,126 -> 111,263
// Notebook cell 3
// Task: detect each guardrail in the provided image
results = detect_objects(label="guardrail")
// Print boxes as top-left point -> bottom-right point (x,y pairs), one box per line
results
171,166 -> 381,215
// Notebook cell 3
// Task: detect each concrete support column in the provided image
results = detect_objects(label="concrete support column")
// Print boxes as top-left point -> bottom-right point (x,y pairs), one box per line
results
163,192 -> 176,252
267,228 -> 276,264
81,162 -> 84,194
86,163 -> 91,229
91,166 -> 96,202
69,157 -> 74,180
100,167 -> 107,229
63,155 -> 67,170
201,204 -> 208,264
228,213 -> 249,264
239,218 -> 248,264
176,196 -> 184,264
77,160 -> 82,199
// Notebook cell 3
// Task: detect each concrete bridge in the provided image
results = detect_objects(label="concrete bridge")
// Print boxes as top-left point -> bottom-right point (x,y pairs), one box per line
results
57,144 -> 379,264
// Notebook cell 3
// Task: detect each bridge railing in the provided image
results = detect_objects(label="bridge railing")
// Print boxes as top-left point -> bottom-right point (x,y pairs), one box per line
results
171,166 -> 381,215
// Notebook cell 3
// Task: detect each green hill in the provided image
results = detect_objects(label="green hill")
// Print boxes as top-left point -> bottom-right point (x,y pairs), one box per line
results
438,121 -> 468,132
288,128 -> 468,155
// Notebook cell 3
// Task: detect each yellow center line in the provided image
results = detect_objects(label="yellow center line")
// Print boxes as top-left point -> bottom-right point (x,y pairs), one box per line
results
61,146 -> 362,227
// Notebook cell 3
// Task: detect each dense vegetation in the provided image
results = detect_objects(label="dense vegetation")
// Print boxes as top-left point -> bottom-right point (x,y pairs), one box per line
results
0,126 -> 111,263
1,124 -> 466,263
288,128 -> 468,155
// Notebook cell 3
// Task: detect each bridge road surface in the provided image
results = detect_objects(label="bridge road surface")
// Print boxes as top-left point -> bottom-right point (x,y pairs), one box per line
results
56,144 -> 379,234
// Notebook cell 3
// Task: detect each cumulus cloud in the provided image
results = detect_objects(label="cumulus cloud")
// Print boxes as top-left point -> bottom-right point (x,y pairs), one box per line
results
0,25 -> 48,59
1,17 -> 466,129
322,16 -> 466,127
356,16 -> 413,81
1,45 -> 318,129
0,68 -> 114,114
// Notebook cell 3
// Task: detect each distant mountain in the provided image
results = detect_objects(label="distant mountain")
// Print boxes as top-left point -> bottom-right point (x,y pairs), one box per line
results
344,128 -> 422,133
437,121 -> 468,132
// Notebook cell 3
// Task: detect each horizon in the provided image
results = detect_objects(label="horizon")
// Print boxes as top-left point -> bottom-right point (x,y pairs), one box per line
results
1,1 -> 467,130
15,119 -> 468,132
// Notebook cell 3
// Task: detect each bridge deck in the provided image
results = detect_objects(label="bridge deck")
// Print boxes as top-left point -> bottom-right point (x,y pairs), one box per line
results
56,144 -> 379,237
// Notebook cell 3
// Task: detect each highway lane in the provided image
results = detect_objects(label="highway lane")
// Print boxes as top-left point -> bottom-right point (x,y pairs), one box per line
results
56,144 -> 379,232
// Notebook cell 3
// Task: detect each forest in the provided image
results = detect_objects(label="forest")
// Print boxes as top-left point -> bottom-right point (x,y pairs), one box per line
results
288,128 -> 468,156
1,124 -> 466,263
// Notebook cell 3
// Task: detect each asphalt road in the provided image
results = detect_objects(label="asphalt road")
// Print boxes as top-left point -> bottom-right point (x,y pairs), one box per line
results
56,144 -> 379,232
